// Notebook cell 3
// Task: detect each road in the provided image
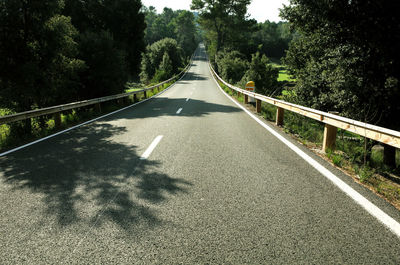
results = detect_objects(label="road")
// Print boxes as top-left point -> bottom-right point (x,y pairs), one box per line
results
1,44 -> 400,264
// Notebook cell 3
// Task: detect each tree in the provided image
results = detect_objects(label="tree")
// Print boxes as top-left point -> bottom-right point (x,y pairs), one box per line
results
143,7 -> 179,45
140,38 -> 184,83
78,31 -> 128,99
64,0 -> 146,99
0,0 -> 84,133
173,10 -> 198,57
250,21 -> 294,59
215,50 -> 248,84
153,52 -> 174,82
102,0 -> 146,76
191,0 -> 255,60
281,0 -> 400,166
240,52 -> 279,95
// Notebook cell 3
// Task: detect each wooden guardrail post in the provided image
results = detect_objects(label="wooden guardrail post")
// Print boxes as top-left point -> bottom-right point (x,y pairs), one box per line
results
95,103 -> 102,113
256,99 -> 261,113
54,113 -> 62,128
276,107 -> 284,126
133,93 -> 138,102
143,91 -> 147,99
323,124 -> 338,152
244,94 -> 249,104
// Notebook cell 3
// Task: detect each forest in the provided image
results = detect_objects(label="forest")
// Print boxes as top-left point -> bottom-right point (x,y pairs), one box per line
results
0,1 -> 199,138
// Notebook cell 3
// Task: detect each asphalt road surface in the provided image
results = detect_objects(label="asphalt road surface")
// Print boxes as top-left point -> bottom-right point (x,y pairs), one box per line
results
1,44 -> 400,264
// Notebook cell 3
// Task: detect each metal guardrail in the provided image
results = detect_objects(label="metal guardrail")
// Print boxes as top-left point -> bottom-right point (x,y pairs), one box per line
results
0,53 -> 195,125
209,63 -> 400,151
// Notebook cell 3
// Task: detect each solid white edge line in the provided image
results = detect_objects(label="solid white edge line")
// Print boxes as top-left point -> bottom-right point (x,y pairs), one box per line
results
140,135 -> 163,160
176,108 -> 183,114
210,69 -> 400,239
0,56 -> 194,157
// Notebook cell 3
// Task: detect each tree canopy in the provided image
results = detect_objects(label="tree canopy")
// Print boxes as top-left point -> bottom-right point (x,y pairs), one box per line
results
281,0 -> 400,130
191,0 -> 256,59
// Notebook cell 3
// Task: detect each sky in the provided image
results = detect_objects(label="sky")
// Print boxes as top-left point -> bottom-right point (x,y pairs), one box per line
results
141,0 -> 290,23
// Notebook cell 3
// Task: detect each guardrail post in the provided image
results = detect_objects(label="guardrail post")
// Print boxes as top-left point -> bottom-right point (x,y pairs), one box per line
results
323,124 -> 338,152
133,93 -> 138,102
95,103 -> 102,113
256,99 -> 261,113
244,94 -> 248,104
276,107 -> 284,126
54,113 -> 61,128
143,91 -> 147,99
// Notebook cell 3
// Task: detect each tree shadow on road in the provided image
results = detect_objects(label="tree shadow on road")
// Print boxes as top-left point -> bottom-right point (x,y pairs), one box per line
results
103,97 -> 242,122
0,122 -> 191,232
0,93 -> 242,234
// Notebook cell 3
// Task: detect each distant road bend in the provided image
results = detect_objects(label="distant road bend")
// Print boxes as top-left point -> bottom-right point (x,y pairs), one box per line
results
1,44 -> 400,264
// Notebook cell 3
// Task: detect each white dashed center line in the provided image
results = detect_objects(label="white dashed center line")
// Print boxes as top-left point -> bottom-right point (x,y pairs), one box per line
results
176,108 -> 183,114
140,135 -> 163,160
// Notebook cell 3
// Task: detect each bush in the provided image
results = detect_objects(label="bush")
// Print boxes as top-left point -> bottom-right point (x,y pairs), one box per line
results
140,38 -> 184,83
239,52 -> 279,95
215,50 -> 248,84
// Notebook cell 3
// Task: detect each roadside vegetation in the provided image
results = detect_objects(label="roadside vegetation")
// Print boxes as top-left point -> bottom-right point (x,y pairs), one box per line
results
195,0 -> 400,207
0,2 -> 199,152
0,80 -> 176,152
217,79 -> 400,209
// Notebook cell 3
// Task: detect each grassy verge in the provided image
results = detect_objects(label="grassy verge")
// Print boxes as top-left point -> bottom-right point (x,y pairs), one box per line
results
270,63 -> 296,82
217,77 -> 400,210
0,81 -> 174,153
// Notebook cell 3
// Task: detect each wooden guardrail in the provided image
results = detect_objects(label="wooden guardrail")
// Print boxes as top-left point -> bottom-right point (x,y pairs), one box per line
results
209,63 -> 400,152
0,53 -> 195,126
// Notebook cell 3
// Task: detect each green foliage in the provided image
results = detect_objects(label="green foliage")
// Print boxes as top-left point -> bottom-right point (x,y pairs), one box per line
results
261,104 -> 276,122
249,21 -> 295,59
152,52 -> 174,83
239,52 -> 279,95
191,0 -> 256,60
0,1 -> 81,111
215,50 -> 248,84
326,149 -> 344,167
140,38 -> 184,83
78,31 -> 128,99
143,7 -> 199,57
281,0 -> 400,130
143,7 -> 177,44
63,0 -> 146,99
174,10 -> 198,57
160,52 -> 173,77
356,166 -> 375,183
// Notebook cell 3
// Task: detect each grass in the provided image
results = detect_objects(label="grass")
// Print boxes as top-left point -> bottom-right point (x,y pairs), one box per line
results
125,81 -> 145,93
0,80 -> 175,153
269,63 -> 296,82
278,70 -> 296,82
